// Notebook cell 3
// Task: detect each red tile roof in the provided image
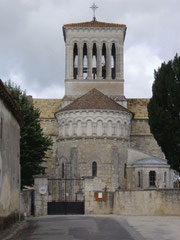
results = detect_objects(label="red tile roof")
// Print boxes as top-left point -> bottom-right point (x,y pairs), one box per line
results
0,79 -> 23,126
60,88 -> 131,113
64,21 -> 126,28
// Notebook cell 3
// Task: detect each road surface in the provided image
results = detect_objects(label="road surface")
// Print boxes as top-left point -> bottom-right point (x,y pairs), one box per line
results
12,215 -> 144,240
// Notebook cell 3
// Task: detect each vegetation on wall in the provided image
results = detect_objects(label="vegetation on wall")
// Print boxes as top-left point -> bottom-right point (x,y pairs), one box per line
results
148,54 -> 180,172
5,81 -> 53,188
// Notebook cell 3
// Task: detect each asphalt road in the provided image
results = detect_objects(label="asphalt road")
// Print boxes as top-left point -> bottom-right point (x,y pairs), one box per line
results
12,215 -> 144,240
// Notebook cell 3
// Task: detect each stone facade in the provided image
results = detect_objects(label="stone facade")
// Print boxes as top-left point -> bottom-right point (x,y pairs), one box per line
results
0,80 -> 23,230
33,19 -> 176,216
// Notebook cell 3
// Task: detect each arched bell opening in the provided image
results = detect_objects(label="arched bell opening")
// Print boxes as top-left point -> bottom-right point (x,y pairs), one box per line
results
111,43 -> 116,79
102,43 -> 106,79
92,43 -> 97,79
83,43 -> 88,79
73,43 -> 78,79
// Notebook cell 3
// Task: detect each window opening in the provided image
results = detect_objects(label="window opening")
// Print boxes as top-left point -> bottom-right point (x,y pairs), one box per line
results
83,43 -> 88,79
124,163 -> 127,179
149,171 -> 156,187
73,43 -> 78,79
92,161 -> 97,177
138,171 -> 141,187
92,43 -> 97,79
102,43 -> 106,79
111,43 -> 116,79
164,172 -> 167,186
62,163 -> 65,178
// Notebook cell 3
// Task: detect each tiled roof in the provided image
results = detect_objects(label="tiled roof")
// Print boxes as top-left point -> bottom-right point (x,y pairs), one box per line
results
33,99 -> 61,119
60,88 -> 131,113
63,21 -> 126,28
0,79 -> 23,126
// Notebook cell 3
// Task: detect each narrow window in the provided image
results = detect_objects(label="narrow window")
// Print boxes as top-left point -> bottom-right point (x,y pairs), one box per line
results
111,43 -> 116,79
124,163 -> 127,179
138,171 -> 141,187
83,43 -> 88,79
149,171 -> 156,187
92,43 -> 97,79
164,172 -> 167,187
0,117 -> 2,139
73,43 -> 78,79
102,43 -> 106,79
92,161 -> 97,177
62,163 -> 64,178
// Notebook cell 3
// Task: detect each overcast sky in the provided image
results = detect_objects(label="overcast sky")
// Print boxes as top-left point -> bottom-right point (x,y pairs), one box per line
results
0,0 -> 180,99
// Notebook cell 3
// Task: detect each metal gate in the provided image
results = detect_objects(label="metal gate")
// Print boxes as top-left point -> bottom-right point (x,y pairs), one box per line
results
47,178 -> 84,215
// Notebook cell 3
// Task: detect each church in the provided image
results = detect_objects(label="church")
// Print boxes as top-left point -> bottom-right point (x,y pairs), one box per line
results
33,13 -> 175,215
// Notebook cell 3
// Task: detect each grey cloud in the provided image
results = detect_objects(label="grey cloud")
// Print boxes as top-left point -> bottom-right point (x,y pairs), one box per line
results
0,0 -> 180,98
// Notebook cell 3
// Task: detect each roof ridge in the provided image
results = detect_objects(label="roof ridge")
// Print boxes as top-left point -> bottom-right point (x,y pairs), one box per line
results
63,20 -> 126,28
60,88 -> 132,113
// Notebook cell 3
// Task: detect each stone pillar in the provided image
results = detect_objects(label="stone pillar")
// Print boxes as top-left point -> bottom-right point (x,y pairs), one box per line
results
65,44 -> 73,79
72,122 -> 77,136
97,43 -> 102,79
87,43 -> 92,79
92,122 -> 97,136
106,43 -> 112,79
120,45 -> 124,80
65,123 -> 69,137
34,175 -> 48,216
82,122 -> 87,136
84,178 -> 94,214
103,123 -> 107,136
116,44 -> 121,80
78,43 -> 83,79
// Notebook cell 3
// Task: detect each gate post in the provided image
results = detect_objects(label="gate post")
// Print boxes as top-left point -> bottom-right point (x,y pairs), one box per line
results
34,175 -> 48,216
84,177 -> 94,214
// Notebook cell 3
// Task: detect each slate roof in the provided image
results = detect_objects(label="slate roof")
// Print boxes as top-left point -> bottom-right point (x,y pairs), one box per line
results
0,79 -> 23,126
63,21 -> 126,28
133,157 -> 168,166
60,88 -> 131,113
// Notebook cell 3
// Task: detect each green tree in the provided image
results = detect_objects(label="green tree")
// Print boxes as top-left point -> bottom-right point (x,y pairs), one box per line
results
148,54 -> 180,172
5,81 -> 52,187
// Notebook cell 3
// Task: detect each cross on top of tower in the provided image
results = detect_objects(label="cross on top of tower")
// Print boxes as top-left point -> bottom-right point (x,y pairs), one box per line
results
90,3 -> 98,21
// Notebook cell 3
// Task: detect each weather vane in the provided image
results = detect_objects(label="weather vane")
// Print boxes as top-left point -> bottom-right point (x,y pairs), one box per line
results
90,3 -> 98,21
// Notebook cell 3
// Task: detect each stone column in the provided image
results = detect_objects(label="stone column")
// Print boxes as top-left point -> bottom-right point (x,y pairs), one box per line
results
65,123 -> 69,137
72,122 -> 77,136
106,43 -> 112,79
65,44 -> 73,79
103,123 -> 107,136
120,45 -> 124,80
87,43 -> 92,79
78,43 -> 83,79
82,122 -> 86,136
97,43 -> 102,79
116,44 -> 121,80
92,122 -> 97,136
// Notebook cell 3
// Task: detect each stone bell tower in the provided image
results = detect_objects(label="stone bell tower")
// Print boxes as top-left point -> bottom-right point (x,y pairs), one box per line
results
62,18 -> 127,107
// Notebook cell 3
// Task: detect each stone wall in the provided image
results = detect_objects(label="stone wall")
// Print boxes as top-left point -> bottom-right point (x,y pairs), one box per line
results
0,99 -> 20,230
113,190 -> 180,216
34,176 -> 48,217
56,109 -> 131,140
32,97 -> 165,179
56,138 -> 129,191
85,188 -> 180,216
21,190 -> 33,217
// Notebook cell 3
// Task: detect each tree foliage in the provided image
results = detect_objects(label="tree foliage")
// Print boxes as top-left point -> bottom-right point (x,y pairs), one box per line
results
148,54 -> 180,172
5,81 -> 53,187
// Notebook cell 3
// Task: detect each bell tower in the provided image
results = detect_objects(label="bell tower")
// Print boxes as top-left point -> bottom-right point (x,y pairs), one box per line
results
62,18 -> 127,106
